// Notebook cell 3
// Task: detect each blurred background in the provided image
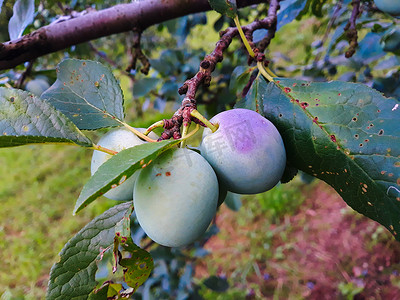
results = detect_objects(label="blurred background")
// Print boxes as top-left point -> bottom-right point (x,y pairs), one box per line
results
1,0 -> 400,298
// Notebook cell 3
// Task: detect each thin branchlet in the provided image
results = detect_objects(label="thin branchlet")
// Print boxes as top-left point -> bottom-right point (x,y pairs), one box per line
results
126,30 -> 150,75
344,0 -> 361,58
159,1 -> 281,140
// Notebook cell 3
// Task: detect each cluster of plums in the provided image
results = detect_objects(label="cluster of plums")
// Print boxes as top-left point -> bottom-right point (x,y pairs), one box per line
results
91,109 -> 286,247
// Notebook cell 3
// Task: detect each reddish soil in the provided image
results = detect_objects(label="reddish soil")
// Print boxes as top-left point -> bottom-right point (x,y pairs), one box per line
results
196,182 -> 400,299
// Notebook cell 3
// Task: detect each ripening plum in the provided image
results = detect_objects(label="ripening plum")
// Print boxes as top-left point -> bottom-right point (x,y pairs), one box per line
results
133,148 -> 219,247
91,127 -> 157,201
200,108 -> 286,194
374,0 -> 400,16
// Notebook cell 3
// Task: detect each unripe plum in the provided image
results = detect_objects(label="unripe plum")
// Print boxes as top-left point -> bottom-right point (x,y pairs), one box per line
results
25,78 -> 50,96
200,108 -> 286,194
133,148 -> 219,247
381,28 -> 400,54
91,128 -> 157,201
374,0 -> 400,16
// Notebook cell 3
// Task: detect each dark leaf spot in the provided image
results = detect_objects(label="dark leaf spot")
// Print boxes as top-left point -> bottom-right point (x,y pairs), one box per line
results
301,102 -> 309,108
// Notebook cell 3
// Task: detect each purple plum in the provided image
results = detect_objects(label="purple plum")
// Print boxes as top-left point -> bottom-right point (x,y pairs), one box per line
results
200,108 -> 286,194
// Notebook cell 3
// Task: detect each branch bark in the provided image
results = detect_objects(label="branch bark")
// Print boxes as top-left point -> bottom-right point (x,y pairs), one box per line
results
0,0 -> 264,70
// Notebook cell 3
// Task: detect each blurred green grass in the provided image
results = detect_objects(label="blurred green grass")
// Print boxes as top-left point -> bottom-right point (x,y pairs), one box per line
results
0,144 -> 118,298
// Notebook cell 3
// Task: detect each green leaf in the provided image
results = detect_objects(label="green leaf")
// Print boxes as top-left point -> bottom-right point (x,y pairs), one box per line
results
0,87 -> 92,147
133,78 -> 161,98
208,0 -> 237,18
253,77 -> 400,240
203,275 -> 229,292
235,74 -> 263,113
277,0 -> 309,30
229,66 -> 254,99
41,59 -> 124,130
47,202 -> 132,300
74,139 -> 181,215
89,282 -> 123,300
311,0 -> 327,18
115,205 -> 134,242
118,237 -> 153,292
8,0 -> 34,40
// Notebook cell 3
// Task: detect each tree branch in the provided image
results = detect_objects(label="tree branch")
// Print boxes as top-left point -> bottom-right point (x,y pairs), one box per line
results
0,0 -> 264,70
258,0 -> 280,53
344,0 -> 361,58
159,3 -> 280,140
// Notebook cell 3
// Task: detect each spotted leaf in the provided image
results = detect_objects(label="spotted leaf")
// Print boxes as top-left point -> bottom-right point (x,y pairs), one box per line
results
114,207 -> 153,293
47,202 -> 132,300
41,59 -> 124,130
208,0 -> 237,18
73,139 -> 181,215
246,77 -> 400,240
0,87 -> 92,147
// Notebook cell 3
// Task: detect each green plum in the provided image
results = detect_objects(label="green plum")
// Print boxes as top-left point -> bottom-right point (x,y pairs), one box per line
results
200,108 -> 286,194
133,148 -> 219,247
374,0 -> 400,16
91,127 -> 157,201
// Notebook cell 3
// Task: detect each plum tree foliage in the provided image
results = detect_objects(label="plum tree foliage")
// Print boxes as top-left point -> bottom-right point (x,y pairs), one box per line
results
0,0 -> 399,298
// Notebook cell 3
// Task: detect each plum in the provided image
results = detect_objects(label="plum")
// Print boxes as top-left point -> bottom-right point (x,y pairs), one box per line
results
374,0 -> 400,16
200,108 -> 286,194
133,148 -> 218,247
217,179 -> 228,207
91,127 -> 157,201
25,78 -> 50,96
381,28 -> 400,55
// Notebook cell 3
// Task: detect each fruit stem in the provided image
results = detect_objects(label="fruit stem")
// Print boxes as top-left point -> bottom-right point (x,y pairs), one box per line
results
180,123 -> 189,148
190,109 -> 219,133
180,124 -> 200,141
122,122 -> 157,142
92,144 -> 118,155
234,16 -> 255,58
257,61 -> 274,82
265,65 -> 277,78
144,120 -> 164,136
